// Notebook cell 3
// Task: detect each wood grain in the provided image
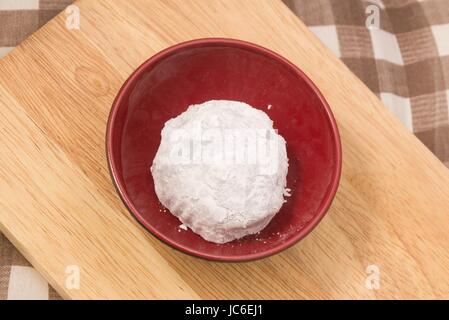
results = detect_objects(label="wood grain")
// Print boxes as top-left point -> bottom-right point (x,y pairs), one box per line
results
0,0 -> 449,299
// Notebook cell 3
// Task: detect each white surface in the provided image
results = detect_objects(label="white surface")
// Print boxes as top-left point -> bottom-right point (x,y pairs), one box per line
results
432,24 -> 449,56
0,47 -> 13,59
7,266 -> 48,300
0,0 -> 39,10
370,29 -> 404,65
309,26 -> 341,58
380,93 -> 413,131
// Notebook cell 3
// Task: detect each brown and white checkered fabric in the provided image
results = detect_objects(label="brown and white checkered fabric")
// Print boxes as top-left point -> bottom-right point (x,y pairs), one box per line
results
0,0 -> 448,299
284,0 -> 449,167
0,0 -> 73,56
0,233 -> 61,299
0,0 -> 73,300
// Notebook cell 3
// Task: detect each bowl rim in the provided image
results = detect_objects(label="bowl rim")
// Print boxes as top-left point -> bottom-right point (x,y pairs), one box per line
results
106,38 -> 342,262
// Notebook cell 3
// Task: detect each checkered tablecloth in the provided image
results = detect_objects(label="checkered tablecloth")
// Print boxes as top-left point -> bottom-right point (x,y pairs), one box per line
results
0,0 -> 73,300
1,0 -> 448,300
285,0 -> 449,166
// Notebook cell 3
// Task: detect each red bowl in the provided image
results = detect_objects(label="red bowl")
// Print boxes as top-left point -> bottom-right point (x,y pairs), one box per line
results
107,38 -> 341,261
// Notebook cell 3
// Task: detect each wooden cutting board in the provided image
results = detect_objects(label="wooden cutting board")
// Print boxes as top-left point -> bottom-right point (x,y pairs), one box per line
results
1,0 -> 449,299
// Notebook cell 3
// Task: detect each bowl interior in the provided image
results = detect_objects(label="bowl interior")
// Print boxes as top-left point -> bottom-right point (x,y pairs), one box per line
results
108,40 -> 340,261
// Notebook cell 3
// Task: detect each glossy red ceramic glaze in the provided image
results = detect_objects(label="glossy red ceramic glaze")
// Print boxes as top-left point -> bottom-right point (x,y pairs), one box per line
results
107,38 -> 342,261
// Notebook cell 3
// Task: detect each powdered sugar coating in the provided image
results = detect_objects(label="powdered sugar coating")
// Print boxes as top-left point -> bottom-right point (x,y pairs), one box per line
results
151,100 -> 289,243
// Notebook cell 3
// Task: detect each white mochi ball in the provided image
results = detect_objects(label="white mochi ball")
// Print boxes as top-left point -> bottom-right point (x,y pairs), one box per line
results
151,100 -> 289,243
